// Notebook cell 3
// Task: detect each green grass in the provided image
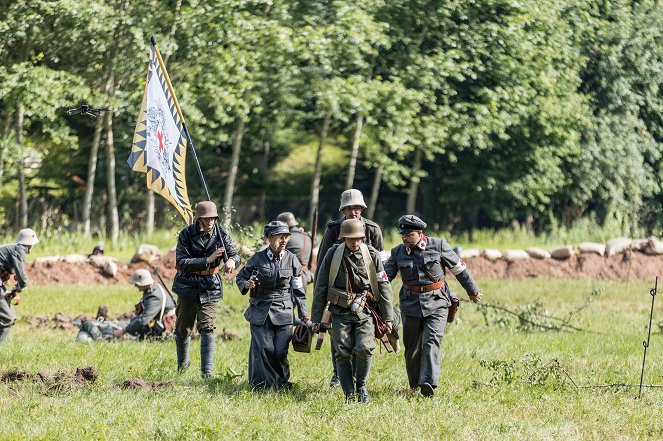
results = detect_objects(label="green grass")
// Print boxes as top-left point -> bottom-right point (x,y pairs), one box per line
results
2,278 -> 663,440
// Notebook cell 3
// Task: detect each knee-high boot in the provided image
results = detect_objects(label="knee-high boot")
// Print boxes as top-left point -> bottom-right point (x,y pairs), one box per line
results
200,332 -> 216,378
176,335 -> 191,371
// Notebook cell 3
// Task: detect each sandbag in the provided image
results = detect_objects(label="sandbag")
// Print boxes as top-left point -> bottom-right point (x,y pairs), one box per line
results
644,237 -> 663,255
459,249 -> 481,259
503,249 -> 530,262
525,247 -> 551,259
631,239 -> 649,252
550,246 -> 574,260
34,256 -> 61,264
131,244 -> 162,263
483,249 -> 502,261
61,254 -> 89,263
605,238 -> 632,257
578,242 -> 606,256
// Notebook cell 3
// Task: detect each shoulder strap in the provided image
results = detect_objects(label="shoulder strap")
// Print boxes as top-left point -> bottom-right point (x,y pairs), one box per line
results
328,245 -> 346,289
156,284 -> 167,322
359,244 -> 380,298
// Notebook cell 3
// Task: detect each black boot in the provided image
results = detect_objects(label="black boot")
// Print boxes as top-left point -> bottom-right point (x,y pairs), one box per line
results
337,359 -> 355,401
355,356 -> 372,404
176,335 -> 190,372
200,333 -> 216,378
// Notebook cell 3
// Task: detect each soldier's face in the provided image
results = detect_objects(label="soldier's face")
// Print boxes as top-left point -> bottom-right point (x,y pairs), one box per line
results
342,206 -> 363,220
198,217 -> 216,233
400,231 -> 423,248
344,237 -> 363,252
269,233 -> 290,253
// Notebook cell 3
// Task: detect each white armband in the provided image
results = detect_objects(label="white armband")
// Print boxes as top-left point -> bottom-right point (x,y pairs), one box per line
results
450,259 -> 467,276
292,275 -> 304,290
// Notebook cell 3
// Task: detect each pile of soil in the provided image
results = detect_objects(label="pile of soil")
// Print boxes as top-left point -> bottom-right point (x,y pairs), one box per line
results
121,378 -> 172,390
1,366 -> 97,391
25,249 -> 663,285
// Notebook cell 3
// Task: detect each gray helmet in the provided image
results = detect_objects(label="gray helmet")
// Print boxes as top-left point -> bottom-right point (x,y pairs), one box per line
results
339,189 -> 367,211
276,212 -> 298,227
16,228 -> 39,246
263,221 -> 291,238
194,201 -> 218,221
339,219 -> 365,239
131,269 -> 154,286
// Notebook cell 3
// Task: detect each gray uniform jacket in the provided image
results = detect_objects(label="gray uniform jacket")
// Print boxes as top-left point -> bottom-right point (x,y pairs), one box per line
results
384,236 -> 479,317
285,227 -> 313,267
173,223 -> 240,303
312,243 -> 393,323
0,243 -> 28,291
236,249 -> 308,326
316,217 -> 383,276
125,283 -> 176,335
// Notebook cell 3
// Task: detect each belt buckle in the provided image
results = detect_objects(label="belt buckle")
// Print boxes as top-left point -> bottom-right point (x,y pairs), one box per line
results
419,286 -> 425,293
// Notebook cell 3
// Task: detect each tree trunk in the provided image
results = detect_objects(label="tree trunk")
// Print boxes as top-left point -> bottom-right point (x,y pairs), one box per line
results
0,112 -> 12,187
258,140 -> 270,220
105,108 -> 119,246
16,105 -> 27,227
345,113 -> 364,189
223,117 -> 245,226
367,162 -> 383,220
309,112 -> 330,228
406,147 -> 423,214
146,191 -> 155,237
82,116 -> 104,236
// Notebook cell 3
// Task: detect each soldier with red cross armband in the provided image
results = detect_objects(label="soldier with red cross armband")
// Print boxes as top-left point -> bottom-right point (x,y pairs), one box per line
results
384,215 -> 481,397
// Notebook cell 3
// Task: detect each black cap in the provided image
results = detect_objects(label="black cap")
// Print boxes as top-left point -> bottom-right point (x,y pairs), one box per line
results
398,215 -> 427,234
264,221 -> 291,238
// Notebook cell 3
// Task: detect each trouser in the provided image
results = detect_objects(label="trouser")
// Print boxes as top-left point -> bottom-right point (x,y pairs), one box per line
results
0,287 -> 17,331
402,307 -> 448,389
249,316 -> 292,389
332,310 -> 375,397
174,295 -> 218,374
0,327 -> 9,343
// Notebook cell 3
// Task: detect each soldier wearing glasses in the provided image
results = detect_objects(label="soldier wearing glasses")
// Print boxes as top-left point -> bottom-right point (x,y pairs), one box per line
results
384,215 -> 482,397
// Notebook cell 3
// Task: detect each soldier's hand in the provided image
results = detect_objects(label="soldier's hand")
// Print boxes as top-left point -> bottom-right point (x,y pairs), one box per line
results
224,258 -> 236,273
244,279 -> 256,290
11,293 -> 20,305
386,321 -> 393,334
206,248 -> 225,264
311,323 -> 320,333
469,292 -> 482,303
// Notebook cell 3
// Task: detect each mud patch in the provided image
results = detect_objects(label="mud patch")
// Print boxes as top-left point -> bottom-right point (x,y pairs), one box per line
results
121,378 -> 172,390
1,366 -> 97,392
218,328 -> 242,341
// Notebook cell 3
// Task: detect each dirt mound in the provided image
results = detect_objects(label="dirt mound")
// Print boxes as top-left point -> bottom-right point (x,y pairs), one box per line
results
24,249 -> 663,285
2,366 -> 97,391
462,251 -> 663,281
121,378 -> 172,390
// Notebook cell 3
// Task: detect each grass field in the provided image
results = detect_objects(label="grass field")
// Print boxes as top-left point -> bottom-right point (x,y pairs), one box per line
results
2,278 -> 663,440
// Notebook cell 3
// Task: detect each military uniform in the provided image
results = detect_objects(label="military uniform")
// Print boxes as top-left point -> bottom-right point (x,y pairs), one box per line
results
124,283 -> 176,337
316,217 -> 384,274
236,222 -> 308,390
285,226 -> 314,287
172,218 -> 240,376
312,238 -> 393,402
384,215 -> 479,396
0,243 -> 29,342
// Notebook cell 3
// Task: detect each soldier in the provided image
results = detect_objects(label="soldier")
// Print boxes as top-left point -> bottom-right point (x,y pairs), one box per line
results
236,221 -> 309,390
316,189 -> 385,387
311,219 -> 393,403
384,215 -> 482,397
0,228 -> 38,343
276,212 -> 314,291
113,269 -> 176,339
172,201 -> 240,378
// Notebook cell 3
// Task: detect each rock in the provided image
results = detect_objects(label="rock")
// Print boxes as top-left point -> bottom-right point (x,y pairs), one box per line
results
605,238 -> 633,257
131,244 -> 162,263
525,247 -> 551,259
483,249 -> 502,261
60,254 -> 88,263
578,242 -> 606,256
503,249 -> 530,262
459,249 -> 482,259
550,246 -> 574,260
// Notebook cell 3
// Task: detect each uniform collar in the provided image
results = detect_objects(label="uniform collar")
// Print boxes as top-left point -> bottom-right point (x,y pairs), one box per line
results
406,234 -> 427,254
267,248 -> 285,261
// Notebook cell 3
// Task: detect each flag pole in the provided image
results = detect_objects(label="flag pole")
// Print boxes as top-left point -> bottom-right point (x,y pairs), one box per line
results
150,35 -> 229,262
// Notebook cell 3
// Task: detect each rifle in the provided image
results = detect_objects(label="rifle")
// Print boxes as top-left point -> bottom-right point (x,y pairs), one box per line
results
309,208 -> 318,270
315,303 -> 332,350
149,265 -> 178,307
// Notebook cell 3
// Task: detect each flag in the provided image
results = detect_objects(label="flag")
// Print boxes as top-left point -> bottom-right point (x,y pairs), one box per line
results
127,42 -> 193,224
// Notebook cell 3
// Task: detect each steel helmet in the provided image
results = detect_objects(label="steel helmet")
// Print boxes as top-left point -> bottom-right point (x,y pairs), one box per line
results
16,228 -> 39,246
131,269 -> 154,287
339,219 -> 365,239
276,212 -> 298,227
339,189 -> 367,211
194,201 -> 218,221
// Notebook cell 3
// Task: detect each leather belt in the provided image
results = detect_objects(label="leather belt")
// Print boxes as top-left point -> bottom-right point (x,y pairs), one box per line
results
403,279 -> 445,293
190,267 -> 218,276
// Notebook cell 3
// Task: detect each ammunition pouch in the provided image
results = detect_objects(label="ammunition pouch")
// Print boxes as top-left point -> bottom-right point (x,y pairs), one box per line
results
327,286 -> 355,309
